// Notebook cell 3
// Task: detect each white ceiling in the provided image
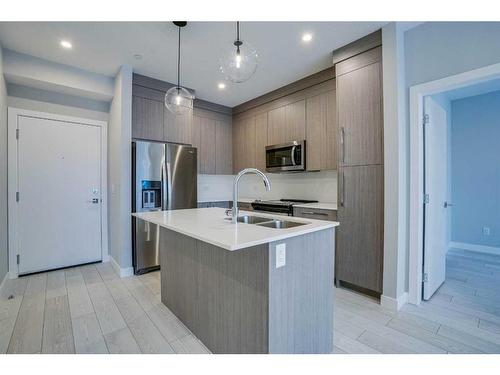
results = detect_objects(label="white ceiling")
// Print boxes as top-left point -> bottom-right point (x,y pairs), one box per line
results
0,21 -> 387,107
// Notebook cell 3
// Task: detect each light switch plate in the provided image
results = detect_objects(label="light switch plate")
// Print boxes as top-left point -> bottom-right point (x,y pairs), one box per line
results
276,243 -> 286,268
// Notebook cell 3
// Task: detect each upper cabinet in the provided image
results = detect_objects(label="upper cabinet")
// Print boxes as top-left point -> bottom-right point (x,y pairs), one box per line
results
164,108 -> 194,145
193,107 -> 232,175
267,100 -> 306,146
336,46 -> 383,167
232,114 -> 258,173
306,89 -> 337,171
131,89 -> 164,142
132,74 -> 233,175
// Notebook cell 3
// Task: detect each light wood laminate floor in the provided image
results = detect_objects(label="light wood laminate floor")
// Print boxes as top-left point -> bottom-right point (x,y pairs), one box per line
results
1,248 -> 500,354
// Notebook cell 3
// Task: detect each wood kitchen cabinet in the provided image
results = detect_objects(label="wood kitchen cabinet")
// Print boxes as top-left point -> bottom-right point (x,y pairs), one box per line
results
164,107 -> 194,145
336,164 -> 384,293
267,100 -> 306,146
305,89 -> 337,171
215,118 -> 233,175
336,46 -> 383,167
193,107 -> 232,175
254,112 -> 268,171
132,95 -> 164,141
232,114 -> 261,173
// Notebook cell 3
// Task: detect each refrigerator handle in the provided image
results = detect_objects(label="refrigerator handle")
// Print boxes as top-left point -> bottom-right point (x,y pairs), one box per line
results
161,158 -> 168,210
166,161 -> 173,210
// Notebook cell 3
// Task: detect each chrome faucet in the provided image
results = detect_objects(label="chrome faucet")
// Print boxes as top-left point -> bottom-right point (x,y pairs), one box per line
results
228,168 -> 271,223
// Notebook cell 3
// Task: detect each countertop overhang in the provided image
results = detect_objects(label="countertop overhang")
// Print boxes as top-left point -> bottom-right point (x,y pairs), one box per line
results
133,208 -> 338,251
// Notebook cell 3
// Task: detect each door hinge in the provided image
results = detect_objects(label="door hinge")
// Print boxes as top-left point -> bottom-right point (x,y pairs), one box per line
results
423,194 -> 429,204
16,254 -> 20,265
16,192 -> 20,202
16,128 -> 19,139
423,114 -> 429,125
423,272 -> 428,283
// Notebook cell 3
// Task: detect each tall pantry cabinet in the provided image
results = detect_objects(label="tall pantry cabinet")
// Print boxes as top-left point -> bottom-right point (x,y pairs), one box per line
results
335,46 -> 384,294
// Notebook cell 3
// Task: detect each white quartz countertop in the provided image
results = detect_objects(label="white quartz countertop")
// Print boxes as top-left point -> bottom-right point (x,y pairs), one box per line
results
292,202 -> 338,210
133,208 -> 338,251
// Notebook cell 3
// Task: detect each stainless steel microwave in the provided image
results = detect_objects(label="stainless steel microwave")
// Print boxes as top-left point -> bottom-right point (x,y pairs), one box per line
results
265,140 -> 305,173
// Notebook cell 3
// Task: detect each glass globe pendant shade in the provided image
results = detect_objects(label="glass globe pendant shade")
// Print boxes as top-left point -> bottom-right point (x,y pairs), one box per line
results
165,86 -> 193,116
219,41 -> 258,83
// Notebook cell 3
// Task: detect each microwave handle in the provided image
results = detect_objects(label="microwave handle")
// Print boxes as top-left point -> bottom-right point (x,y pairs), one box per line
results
291,145 -> 297,166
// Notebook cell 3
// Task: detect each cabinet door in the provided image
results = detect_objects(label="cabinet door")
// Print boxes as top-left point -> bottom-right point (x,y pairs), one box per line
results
232,117 -> 245,173
164,107 -> 194,144
336,165 -> 383,293
199,117 -> 216,174
267,100 -> 306,146
285,99 -> 306,142
337,60 -> 383,166
267,106 -> 286,146
244,116 -> 257,169
306,90 -> 337,171
254,112 -> 268,171
132,96 -> 164,141
215,119 -> 233,175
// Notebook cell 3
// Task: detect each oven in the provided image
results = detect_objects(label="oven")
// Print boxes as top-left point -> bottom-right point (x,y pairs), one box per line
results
265,140 -> 305,173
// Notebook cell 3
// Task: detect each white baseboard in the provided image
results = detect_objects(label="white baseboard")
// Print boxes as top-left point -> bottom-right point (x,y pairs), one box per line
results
102,252 -> 110,263
109,255 -> 134,278
449,241 -> 500,256
381,292 -> 408,311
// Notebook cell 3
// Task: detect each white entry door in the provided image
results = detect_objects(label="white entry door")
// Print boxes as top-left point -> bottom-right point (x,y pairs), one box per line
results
17,115 -> 102,274
423,96 -> 450,300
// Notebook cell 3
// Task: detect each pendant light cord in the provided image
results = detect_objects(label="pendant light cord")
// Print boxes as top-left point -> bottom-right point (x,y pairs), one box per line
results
236,21 -> 240,42
177,25 -> 181,90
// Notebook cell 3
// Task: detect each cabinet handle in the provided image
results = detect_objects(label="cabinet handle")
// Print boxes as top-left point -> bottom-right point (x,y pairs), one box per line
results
301,211 -> 328,216
340,170 -> 345,207
340,127 -> 346,163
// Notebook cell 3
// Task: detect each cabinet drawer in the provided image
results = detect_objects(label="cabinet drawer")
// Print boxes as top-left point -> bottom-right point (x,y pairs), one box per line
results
293,207 -> 337,221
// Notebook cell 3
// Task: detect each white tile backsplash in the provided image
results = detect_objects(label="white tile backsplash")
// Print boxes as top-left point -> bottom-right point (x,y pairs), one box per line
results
198,170 -> 337,203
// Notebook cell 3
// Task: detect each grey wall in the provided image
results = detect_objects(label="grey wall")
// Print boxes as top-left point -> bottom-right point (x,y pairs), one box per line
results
451,91 -> 500,250
0,44 -> 8,283
108,65 -> 133,269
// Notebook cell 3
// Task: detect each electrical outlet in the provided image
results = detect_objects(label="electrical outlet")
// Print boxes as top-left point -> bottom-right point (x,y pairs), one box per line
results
276,243 -> 286,268
483,227 -> 491,236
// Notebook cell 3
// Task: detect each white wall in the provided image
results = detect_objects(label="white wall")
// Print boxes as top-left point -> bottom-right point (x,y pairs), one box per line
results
0,44 -> 8,283
107,65 -> 133,271
198,171 -> 337,203
2,49 -> 114,101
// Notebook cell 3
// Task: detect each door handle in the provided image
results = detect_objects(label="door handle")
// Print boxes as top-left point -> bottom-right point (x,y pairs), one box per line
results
161,158 -> 167,210
444,202 -> 453,208
88,198 -> 99,204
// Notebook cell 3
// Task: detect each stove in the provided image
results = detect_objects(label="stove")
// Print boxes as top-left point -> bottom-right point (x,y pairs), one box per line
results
251,199 -> 318,216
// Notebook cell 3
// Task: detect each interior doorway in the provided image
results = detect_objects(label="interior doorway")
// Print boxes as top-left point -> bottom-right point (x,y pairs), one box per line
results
409,62 -> 500,305
8,108 -> 108,277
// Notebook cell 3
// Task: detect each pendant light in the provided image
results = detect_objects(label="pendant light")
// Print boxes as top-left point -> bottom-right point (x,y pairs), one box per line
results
165,21 -> 193,115
219,22 -> 258,83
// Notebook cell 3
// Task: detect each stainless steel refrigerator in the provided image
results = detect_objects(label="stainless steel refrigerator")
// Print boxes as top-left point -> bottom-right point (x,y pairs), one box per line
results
132,141 -> 197,274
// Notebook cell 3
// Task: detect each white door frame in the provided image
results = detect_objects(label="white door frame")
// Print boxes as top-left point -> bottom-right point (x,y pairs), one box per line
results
408,62 -> 500,305
7,107 -> 108,278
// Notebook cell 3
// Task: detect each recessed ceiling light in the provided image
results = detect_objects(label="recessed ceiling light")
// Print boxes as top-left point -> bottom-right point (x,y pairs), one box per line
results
302,33 -> 313,43
60,40 -> 72,49
218,83 -> 226,90
133,54 -> 143,60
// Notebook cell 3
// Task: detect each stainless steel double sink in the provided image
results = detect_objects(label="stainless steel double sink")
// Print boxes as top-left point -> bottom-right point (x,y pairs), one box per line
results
228,215 -> 308,229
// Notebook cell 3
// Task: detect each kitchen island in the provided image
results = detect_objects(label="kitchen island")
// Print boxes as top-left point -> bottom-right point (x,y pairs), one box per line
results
133,208 -> 338,354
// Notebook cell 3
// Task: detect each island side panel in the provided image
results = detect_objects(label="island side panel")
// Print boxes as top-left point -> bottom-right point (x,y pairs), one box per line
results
268,228 -> 334,354
160,227 -> 269,354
